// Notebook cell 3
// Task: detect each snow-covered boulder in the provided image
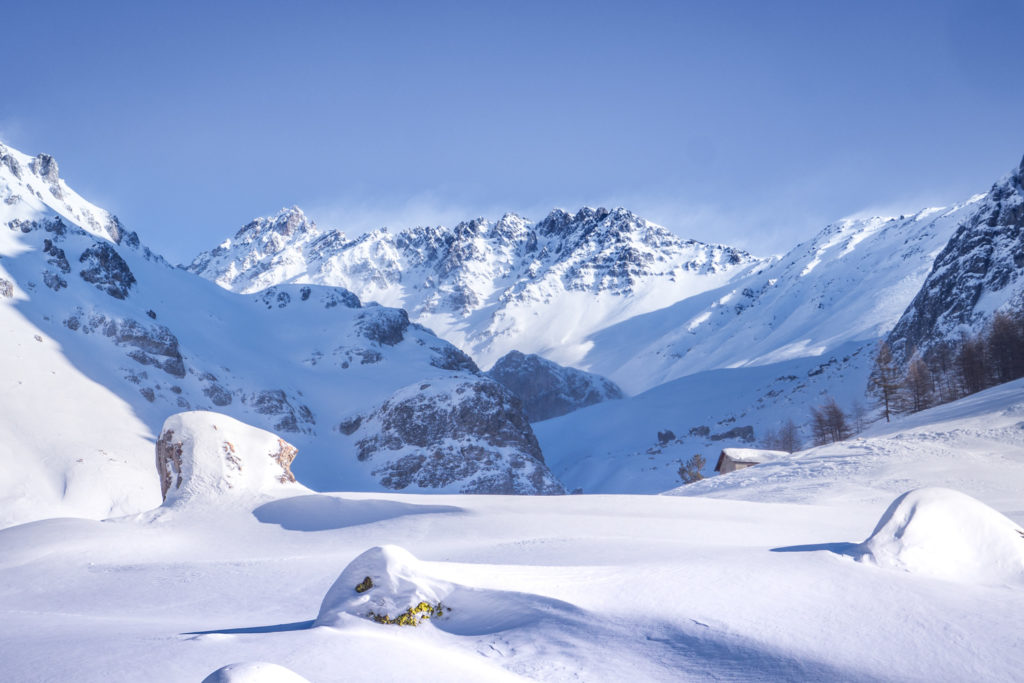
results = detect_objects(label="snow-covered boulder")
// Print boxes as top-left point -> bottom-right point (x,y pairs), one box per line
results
340,376 -> 565,494
315,545 -> 452,627
486,350 -> 624,422
858,487 -> 1024,584
156,411 -> 305,506
201,662 -> 310,683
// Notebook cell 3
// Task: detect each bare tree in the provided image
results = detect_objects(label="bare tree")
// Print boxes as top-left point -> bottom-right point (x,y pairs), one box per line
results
850,399 -> 867,434
987,311 -> 1024,384
956,333 -> 987,395
903,355 -> 934,413
810,397 -> 851,445
678,454 -> 706,484
868,342 -> 902,422
926,340 -> 959,404
777,418 -> 802,453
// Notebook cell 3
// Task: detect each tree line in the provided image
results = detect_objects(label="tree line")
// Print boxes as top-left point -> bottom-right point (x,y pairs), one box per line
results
870,306 -> 1024,421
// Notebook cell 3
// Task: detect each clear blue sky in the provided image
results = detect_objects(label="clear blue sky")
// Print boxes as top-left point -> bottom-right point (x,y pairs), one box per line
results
3,0 -> 1022,263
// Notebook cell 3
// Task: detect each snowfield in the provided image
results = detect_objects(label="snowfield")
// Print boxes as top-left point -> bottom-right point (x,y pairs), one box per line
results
1,380 -> 1023,681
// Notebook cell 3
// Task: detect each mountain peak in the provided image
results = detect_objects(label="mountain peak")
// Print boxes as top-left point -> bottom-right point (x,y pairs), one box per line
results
234,206 -> 318,241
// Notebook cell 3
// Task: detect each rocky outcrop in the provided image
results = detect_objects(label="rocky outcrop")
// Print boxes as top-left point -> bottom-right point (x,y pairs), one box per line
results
887,155 -> 1024,362
486,350 -> 623,422
65,311 -> 186,377
245,389 -> 315,433
356,307 -> 410,346
156,411 -> 302,505
341,377 -> 565,494
79,242 -> 136,299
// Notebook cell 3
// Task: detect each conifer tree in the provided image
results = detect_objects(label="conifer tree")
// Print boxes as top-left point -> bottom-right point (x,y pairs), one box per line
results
868,342 -> 902,422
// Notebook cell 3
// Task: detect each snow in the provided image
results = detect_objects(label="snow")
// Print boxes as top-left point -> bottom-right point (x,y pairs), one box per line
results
157,411 -> 308,508
4,139 -> 1024,680
202,662 -> 311,683
316,545 -> 453,627
2,377 -> 1023,680
856,488 -> 1024,585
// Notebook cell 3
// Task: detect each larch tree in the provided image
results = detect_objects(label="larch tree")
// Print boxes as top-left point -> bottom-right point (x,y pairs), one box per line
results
868,341 -> 902,422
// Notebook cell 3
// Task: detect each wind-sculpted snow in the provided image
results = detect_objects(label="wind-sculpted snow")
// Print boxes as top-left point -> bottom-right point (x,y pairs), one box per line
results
202,663 -> 311,683
855,487 -> 1024,585
486,349 -> 623,422
887,155 -> 1024,362
190,205 -> 762,367
340,376 -> 565,494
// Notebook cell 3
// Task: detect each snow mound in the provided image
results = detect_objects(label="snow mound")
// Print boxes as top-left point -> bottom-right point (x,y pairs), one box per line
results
201,662 -> 310,683
858,488 -> 1024,584
315,545 -> 453,627
156,411 -> 306,506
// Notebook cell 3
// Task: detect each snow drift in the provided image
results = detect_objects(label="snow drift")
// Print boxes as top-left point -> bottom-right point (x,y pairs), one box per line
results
156,411 -> 306,506
858,487 -> 1024,584
315,545 -> 453,627
201,662 -> 310,683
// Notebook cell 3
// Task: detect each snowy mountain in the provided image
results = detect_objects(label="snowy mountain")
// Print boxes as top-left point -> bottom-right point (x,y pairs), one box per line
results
580,200 -> 985,394
189,206 -> 762,369
887,155 -> 1024,361
0,142 -> 563,527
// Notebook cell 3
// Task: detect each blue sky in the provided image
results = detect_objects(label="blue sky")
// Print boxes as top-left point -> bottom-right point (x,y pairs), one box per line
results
3,0 -> 1022,262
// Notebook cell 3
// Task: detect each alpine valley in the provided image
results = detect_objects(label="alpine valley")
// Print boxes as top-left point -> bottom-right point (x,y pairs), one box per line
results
2,138 -> 1024,682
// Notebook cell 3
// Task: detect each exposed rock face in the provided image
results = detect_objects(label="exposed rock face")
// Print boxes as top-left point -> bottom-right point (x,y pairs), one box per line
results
887,156 -> 1024,362
64,311 -> 186,377
155,411 -> 303,505
0,277 -> 12,299
247,389 -> 315,434
342,377 -> 565,494
356,307 -> 410,346
79,242 -> 136,299
486,350 -> 624,422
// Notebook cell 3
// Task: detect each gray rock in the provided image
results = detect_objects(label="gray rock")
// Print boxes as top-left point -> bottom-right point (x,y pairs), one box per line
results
79,242 -> 136,299
486,350 -> 623,422
344,377 -> 564,494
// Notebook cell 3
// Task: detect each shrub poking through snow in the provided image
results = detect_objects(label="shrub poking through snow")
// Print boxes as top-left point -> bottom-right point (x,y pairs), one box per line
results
315,545 -> 454,628
368,600 -> 448,626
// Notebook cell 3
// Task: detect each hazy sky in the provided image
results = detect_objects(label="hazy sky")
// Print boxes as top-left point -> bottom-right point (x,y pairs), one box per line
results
3,0 -> 1022,263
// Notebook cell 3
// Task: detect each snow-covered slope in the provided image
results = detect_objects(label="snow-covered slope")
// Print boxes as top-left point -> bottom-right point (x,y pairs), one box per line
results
887,155 -> 1024,361
0,143 -> 562,527
581,200 -> 984,393
536,340 -> 876,494
669,377 -> 1024,519
189,206 -> 762,369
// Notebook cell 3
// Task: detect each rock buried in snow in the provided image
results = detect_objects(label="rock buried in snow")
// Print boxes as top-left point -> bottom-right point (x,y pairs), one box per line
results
857,487 -> 1024,585
201,662 -> 310,683
315,545 -> 452,627
156,411 -> 304,506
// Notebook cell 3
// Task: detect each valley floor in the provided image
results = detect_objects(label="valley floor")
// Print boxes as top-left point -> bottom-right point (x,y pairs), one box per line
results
1,492 -> 1022,681
2,381 -> 1024,681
